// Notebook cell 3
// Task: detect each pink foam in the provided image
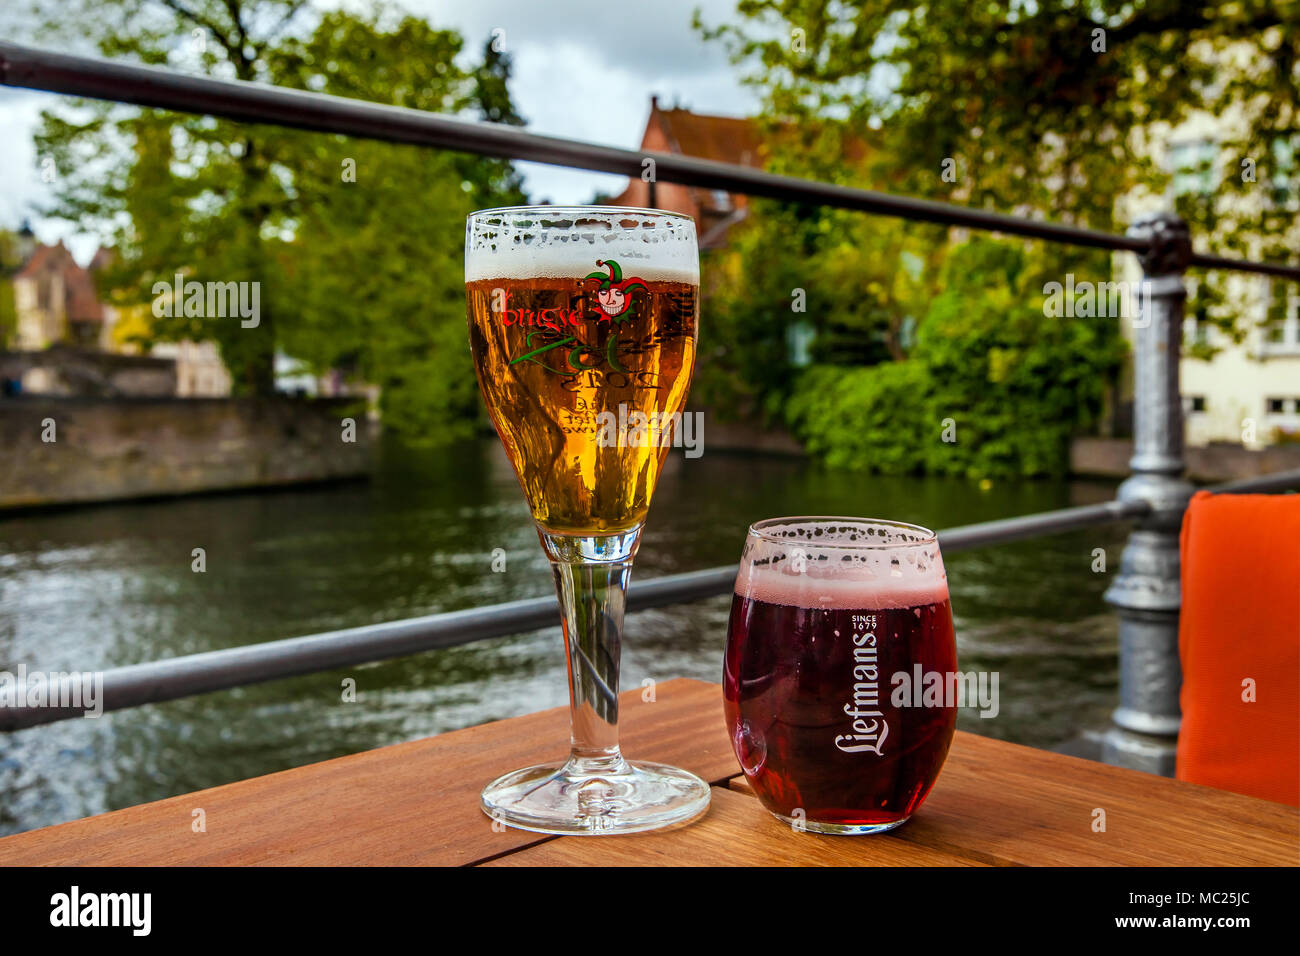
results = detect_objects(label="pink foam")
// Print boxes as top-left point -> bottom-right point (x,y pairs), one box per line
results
738,565 -> 950,610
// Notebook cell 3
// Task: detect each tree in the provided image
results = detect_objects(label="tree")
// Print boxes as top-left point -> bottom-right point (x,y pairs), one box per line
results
265,11 -> 526,439
0,229 -> 21,347
694,199 -> 944,421
699,1 -> 1298,353
32,0 -> 321,393
27,0 -> 527,432
700,1 -> 1297,242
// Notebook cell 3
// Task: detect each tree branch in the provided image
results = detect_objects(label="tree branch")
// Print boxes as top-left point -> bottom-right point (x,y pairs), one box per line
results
156,0 -> 238,56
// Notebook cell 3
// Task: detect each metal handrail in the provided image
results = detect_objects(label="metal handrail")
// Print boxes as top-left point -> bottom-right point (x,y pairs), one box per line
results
1,41 -> 1297,280
2,42 -> 1298,774
3,470 -> 1294,731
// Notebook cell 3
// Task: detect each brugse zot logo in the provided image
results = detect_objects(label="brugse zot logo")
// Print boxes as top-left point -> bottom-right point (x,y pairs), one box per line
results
509,259 -> 646,374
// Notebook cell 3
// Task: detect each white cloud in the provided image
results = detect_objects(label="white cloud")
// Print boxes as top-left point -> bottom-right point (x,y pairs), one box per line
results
416,0 -> 744,80
413,0 -> 758,202
0,0 -> 758,244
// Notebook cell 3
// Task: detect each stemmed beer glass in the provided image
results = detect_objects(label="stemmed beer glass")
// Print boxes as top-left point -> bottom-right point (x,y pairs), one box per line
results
465,206 -> 710,834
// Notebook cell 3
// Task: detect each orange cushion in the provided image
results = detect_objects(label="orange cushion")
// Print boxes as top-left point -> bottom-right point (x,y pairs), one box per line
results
1175,490 -> 1300,806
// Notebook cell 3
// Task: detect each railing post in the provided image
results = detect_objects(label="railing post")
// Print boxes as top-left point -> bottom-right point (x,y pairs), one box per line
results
1102,211 -> 1196,775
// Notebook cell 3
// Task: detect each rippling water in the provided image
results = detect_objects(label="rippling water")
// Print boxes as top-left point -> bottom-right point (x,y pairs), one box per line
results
0,439 -> 1126,835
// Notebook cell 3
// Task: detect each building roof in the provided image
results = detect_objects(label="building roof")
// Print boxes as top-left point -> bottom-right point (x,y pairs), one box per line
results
14,240 -> 107,323
656,105 -> 765,169
13,240 -> 67,281
605,98 -> 874,249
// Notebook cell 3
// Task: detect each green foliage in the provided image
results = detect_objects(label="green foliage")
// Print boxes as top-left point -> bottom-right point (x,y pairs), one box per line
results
0,230 -> 20,346
786,361 -> 929,472
696,198 -> 943,421
265,10 -> 525,441
788,239 -> 1127,478
700,0 -> 1299,347
0,281 -> 15,349
694,1 -> 1293,470
26,0 -> 526,440
703,1 -> 1296,236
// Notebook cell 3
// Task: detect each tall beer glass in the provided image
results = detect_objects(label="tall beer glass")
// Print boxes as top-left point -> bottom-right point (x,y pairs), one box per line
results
466,206 -> 710,833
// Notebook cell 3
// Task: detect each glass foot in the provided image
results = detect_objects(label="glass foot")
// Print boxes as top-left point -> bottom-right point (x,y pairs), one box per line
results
773,812 -> 911,835
481,757 -> 711,835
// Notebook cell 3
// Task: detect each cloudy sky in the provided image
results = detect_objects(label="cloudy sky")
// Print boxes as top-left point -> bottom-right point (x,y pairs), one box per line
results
0,0 -> 761,262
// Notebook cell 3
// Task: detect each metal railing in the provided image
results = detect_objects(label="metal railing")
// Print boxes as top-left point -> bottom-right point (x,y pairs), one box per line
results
1,41 -> 1298,773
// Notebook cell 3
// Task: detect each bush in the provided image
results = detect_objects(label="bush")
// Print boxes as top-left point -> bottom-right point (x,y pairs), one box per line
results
786,362 -> 930,473
787,239 -> 1125,479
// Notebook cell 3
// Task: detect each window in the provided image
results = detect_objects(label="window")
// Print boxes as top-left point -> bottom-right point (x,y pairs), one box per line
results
1267,397 -> 1286,414
1271,136 -> 1298,211
786,320 -> 815,368
1185,316 -> 1211,347
1169,140 -> 1217,197
1185,395 -> 1207,413
1262,280 -> 1299,352
711,190 -> 733,212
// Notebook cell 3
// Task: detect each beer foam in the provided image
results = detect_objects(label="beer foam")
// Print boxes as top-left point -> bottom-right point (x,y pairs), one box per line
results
736,518 -> 950,610
466,206 -> 700,284
740,568 -> 950,611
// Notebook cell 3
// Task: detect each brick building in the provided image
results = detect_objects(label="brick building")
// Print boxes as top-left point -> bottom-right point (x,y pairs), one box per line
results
607,96 -> 765,249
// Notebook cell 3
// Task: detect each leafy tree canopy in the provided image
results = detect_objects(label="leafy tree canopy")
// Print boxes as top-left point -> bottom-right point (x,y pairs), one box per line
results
695,0 -> 1295,437
27,0 -> 526,439
701,0 -> 1297,248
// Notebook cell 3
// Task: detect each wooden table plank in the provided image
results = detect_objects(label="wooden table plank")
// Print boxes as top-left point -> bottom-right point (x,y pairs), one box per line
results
0,678 -> 737,866
482,787 -> 984,866
894,730 -> 1300,866
730,732 -> 1298,867
2,679 -> 1295,867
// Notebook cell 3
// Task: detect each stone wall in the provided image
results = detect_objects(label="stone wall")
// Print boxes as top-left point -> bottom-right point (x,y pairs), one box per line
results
1071,436 -> 1300,482
0,396 -> 373,510
0,346 -> 177,398
688,407 -> 804,457
684,416 -> 1300,480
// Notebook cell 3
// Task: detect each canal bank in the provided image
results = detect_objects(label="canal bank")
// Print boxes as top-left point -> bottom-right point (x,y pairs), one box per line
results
699,413 -> 1300,482
5,397 -> 1295,513
0,396 -> 374,511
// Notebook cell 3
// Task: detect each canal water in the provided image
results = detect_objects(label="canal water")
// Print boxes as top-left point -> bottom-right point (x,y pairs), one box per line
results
0,439 -> 1126,835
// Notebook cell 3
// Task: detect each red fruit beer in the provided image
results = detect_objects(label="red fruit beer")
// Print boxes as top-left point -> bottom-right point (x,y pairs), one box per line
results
723,518 -> 957,834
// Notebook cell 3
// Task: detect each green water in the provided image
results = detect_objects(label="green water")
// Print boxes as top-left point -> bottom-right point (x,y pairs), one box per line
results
0,438 -> 1126,835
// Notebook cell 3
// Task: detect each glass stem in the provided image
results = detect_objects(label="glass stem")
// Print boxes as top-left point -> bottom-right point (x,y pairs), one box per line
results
539,527 -> 641,776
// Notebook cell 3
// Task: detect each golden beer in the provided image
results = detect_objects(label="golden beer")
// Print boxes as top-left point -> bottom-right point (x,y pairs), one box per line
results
468,207 -> 710,835
466,273 -> 698,535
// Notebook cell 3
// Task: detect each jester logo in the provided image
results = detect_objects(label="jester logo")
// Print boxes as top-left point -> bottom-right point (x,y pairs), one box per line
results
585,260 -> 646,320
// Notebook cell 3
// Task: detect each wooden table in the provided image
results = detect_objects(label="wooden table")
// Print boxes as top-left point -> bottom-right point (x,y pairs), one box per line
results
0,679 -> 1295,866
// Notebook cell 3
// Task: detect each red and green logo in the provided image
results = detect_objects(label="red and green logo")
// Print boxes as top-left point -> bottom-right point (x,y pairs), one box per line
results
585,259 -> 646,321
508,259 -> 646,373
